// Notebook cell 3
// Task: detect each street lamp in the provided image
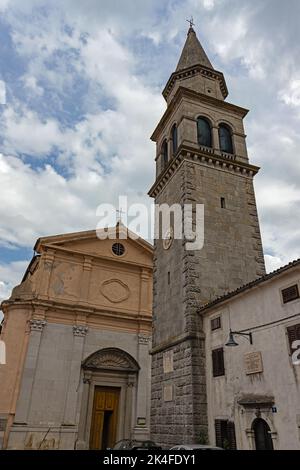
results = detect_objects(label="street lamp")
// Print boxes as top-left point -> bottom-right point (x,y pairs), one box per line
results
225,329 -> 253,347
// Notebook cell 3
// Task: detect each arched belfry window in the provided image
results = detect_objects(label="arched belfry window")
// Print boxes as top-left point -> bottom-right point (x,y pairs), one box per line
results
252,418 -> 274,450
162,139 -> 168,168
219,124 -> 233,154
171,124 -> 178,155
197,117 -> 212,148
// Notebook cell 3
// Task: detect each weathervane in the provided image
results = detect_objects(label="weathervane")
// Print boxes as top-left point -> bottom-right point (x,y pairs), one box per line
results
186,16 -> 195,29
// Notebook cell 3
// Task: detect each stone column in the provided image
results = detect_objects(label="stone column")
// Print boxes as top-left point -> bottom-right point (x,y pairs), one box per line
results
133,335 -> 151,439
79,257 -> 92,306
62,325 -> 88,426
139,269 -> 151,315
13,315 -> 46,424
75,372 -> 92,450
38,250 -> 55,300
124,376 -> 135,439
212,126 -> 221,155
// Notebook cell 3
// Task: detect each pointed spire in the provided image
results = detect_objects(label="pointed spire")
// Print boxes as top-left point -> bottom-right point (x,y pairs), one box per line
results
176,26 -> 213,72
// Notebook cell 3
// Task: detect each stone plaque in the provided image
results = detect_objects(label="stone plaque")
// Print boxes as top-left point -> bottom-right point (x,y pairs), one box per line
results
244,351 -> 263,375
163,350 -> 174,373
163,384 -> 173,402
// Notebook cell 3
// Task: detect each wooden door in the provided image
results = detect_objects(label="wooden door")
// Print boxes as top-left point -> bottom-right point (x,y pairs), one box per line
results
89,387 -> 120,449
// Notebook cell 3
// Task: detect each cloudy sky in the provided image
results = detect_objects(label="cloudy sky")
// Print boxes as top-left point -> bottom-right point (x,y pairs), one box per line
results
0,0 -> 299,301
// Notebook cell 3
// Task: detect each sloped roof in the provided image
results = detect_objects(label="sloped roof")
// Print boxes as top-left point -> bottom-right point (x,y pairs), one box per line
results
176,26 -> 213,72
199,258 -> 300,313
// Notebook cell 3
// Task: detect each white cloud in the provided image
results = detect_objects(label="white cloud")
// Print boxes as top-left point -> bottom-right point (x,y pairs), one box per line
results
0,81 -> 6,104
0,260 -> 28,302
0,0 -> 299,295
279,79 -> 300,107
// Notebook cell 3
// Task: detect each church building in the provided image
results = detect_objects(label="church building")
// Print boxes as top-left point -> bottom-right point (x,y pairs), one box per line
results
0,224 -> 153,449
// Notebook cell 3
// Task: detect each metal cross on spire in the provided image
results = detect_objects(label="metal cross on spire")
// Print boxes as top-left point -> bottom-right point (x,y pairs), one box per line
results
186,16 -> 195,29
116,208 -> 125,224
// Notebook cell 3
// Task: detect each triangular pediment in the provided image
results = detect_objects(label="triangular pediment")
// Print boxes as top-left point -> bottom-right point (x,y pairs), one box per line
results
35,225 -> 153,266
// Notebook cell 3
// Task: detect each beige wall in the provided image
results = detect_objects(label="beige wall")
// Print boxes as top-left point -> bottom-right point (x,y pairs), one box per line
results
204,266 -> 300,450
0,229 -> 153,449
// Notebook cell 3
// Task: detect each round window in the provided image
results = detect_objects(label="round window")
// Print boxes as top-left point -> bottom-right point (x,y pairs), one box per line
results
112,243 -> 125,256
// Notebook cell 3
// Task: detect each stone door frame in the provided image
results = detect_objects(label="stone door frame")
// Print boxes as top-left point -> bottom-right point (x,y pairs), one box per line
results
76,348 -> 139,449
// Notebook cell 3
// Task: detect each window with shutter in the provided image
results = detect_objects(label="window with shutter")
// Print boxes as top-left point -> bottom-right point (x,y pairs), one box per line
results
212,348 -> 225,377
287,323 -> 300,353
282,284 -> 299,304
211,316 -> 221,331
215,419 -> 237,449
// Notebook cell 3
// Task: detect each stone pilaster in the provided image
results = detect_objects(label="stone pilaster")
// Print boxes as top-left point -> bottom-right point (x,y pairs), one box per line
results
62,324 -> 88,426
38,250 -> 55,300
13,312 -> 47,424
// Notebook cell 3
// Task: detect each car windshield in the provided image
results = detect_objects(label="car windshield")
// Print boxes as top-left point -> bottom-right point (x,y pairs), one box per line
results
113,440 -> 158,450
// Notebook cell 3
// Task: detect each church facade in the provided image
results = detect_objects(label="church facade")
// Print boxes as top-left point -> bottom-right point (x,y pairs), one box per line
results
0,225 -> 152,449
149,26 -> 265,447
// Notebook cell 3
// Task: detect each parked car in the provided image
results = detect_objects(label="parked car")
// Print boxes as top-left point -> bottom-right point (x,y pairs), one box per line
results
170,444 -> 224,450
112,439 -> 162,450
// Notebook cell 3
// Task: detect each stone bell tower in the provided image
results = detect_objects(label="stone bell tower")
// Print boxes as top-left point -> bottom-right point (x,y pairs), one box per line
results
149,26 -> 265,447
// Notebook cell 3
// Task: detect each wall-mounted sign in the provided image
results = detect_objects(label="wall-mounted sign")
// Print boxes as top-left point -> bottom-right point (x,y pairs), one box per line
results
163,350 -> 174,374
244,351 -> 263,375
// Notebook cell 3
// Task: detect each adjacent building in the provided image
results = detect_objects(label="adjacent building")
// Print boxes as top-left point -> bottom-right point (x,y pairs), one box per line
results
202,259 -> 300,450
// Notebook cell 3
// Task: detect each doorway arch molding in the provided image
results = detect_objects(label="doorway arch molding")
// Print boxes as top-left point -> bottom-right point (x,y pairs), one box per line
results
82,347 -> 140,373
76,348 -> 140,449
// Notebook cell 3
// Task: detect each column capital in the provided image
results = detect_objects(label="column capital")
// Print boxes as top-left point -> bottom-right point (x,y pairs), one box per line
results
29,319 -> 46,332
73,325 -> 88,337
138,334 -> 151,345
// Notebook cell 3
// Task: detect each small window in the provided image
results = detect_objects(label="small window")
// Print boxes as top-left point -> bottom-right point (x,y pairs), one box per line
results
168,271 -> 170,285
215,419 -> 237,449
219,124 -> 233,154
171,124 -> 178,155
112,243 -> 125,256
282,284 -> 299,304
220,197 -> 226,209
162,140 -> 168,168
197,117 -> 212,148
211,316 -> 221,331
212,347 -> 225,377
287,323 -> 300,353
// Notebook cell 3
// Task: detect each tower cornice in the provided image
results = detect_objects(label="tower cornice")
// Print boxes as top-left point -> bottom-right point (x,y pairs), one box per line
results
162,63 -> 228,102
148,144 -> 259,198
151,86 -> 248,142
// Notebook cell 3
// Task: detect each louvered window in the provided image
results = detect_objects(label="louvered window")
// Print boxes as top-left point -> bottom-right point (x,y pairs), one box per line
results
212,348 -> 225,377
211,316 -> 221,331
282,284 -> 299,304
215,419 -> 237,449
287,323 -> 300,353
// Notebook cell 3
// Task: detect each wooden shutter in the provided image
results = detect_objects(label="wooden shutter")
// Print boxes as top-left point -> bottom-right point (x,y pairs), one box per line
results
212,348 -> 225,377
227,421 -> 237,450
287,323 -> 300,353
282,284 -> 299,304
215,419 -> 237,449
215,419 -> 222,448
211,316 -> 221,331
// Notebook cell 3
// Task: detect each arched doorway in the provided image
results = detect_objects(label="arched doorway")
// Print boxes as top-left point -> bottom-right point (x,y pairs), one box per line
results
77,348 -> 140,450
252,418 -> 274,450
